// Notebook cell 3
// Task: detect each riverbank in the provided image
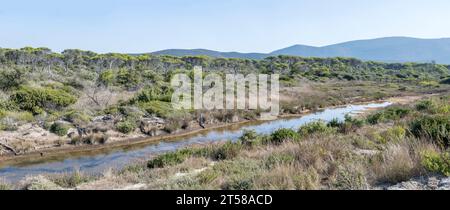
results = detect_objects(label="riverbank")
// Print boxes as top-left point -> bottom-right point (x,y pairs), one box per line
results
0,94 -> 427,167
3,93 -> 447,190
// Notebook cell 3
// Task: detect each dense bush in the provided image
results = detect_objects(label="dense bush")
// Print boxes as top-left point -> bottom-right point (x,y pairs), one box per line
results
239,130 -> 262,147
421,151 -> 450,176
327,118 -> 342,128
0,67 -> 26,91
382,126 -> 407,142
366,107 -> 411,125
338,115 -> 365,134
50,122 -> 71,136
10,86 -> 77,114
298,121 -> 335,136
116,120 -> 137,134
139,101 -> 175,118
410,115 -> 450,148
98,70 -> 114,86
63,110 -> 92,125
134,83 -> 173,103
415,100 -> 435,112
0,99 -> 17,111
415,99 -> 449,114
116,68 -> 141,89
270,128 -> 299,144
147,149 -> 193,168
212,141 -> 242,160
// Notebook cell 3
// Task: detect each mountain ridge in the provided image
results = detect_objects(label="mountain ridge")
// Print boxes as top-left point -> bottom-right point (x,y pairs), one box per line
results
149,37 -> 450,64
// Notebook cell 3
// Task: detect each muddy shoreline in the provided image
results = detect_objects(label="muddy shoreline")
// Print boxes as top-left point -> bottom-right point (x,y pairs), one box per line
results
0,94 -> 425,166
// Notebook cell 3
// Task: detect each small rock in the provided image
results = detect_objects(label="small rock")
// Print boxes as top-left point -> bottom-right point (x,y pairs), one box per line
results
427,177 -> 439,190
140,117 -> 166,136
438,177 -> 450,190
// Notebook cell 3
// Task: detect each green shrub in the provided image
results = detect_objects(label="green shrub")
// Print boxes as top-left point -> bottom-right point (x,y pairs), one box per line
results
63,110 -> 92,125
415,100 -> 435,112
134,84 -> 173,103
421,151 -> 450,176
139,101 -> 175,118
382,126 -> 407,142
410,115 -> 450,148
367,107 -> 411,125
298,121 -> 335,136
147,149 -> 194,169
118,106 -> 144,120
345,115 -> 365,127
116,68 -> 140,89
366,112 -> 384,125
212,141 -> 242,160
338,115 -> 365,134
99,70 -> 115,86
0,67 -> 26,91
50,122 -> 71,136
416,99 -> 450,114
10,86 -> 77,114
116,120 -> 136,134
270,128 -> 299,144
239,130 -> 261,147
0,99 -> 18,111
327,118 -> 343,128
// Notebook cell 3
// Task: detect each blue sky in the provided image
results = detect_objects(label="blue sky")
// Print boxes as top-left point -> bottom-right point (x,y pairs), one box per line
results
1,0 -> 450,53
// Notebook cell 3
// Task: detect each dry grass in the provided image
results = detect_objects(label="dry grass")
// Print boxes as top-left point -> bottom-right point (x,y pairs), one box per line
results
6,94 -> 449,190
369,139 -> 439,184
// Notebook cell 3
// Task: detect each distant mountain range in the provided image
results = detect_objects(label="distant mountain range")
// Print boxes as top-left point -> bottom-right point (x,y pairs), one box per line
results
150,37 -> 450,64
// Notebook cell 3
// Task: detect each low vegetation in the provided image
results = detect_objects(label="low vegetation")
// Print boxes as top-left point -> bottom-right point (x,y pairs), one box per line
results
0,47 -> 449,139
8,94 -> 447,190
0,47 -> 449,189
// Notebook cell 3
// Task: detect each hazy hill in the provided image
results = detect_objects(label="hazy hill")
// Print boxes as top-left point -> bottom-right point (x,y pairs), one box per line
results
150,37 -> 450,64
272,37 -> 450,64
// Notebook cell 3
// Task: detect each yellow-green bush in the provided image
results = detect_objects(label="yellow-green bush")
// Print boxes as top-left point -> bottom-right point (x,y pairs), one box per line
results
139,101 -> 175,118
410,115 -> 450,148
271,128 -> 299,144
378,126 -> 407,143
116,120 -> 136,134
63,110 -> 92,125
298,121 -> 335,137
50,122 -> 71,136
421,151 -> 450,176
10,86 -> 77,114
